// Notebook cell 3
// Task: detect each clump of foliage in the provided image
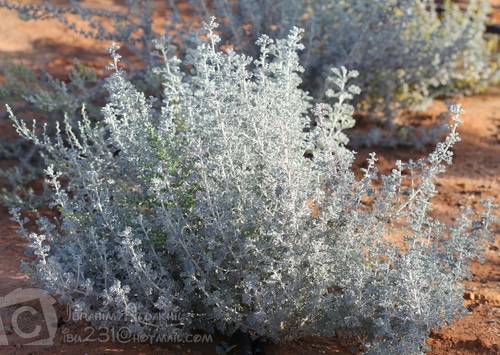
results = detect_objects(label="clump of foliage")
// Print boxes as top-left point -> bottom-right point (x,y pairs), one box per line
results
8,21 -> 496,354
190,0 -> 499,118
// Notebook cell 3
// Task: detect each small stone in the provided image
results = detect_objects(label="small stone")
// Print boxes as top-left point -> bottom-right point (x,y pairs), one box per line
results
464,291 -> 475,301
476,336 -> 492,349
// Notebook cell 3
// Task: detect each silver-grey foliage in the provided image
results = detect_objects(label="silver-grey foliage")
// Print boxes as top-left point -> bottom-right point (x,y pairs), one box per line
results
192,0 -> 499,119
8,20 -> 497,354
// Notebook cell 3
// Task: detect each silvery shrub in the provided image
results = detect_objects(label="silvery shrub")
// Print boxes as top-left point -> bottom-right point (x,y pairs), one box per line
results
8,20 -> 496,354
189,0 -> 499,118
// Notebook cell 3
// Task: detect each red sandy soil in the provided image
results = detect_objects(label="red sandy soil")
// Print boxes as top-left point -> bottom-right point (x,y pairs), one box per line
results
0,1 -> 499,354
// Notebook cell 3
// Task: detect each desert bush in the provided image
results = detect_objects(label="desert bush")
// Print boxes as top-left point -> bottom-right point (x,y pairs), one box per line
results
190,0 -> 499,118
8,22 -> 496,354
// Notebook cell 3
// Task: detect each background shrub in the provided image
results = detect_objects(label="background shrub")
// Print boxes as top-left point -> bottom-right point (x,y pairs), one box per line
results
188,0 -> 500,118
0,0 -> 167,207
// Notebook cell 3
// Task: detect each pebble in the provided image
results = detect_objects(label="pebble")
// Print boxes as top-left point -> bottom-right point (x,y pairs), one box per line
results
464,291 -> 475,301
